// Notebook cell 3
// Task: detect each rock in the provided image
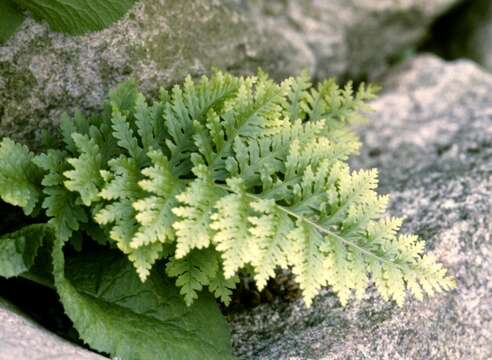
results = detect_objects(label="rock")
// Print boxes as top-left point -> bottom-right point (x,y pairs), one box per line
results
249,0 -> 457,80
228,55 -> 492,359
424,0 -> 492,72
0,297 -> 106,359
0,0 -> 457,147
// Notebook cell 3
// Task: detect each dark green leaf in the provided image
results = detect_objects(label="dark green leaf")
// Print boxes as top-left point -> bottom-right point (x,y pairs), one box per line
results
14,0 -> 137,35
52,238 -> 234,360
0,0 -> 24,44
0,224 -> 51,278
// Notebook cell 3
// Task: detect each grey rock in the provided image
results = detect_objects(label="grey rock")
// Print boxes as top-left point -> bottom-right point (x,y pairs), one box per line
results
0,297 -> 106,359
228,55 -> 492,359
249,0 -> 457,80
0,0 -> 457,148
425,0 -> 492,73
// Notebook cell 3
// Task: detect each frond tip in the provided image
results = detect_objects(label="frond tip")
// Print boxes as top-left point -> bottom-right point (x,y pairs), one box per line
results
0,70 -> 454,307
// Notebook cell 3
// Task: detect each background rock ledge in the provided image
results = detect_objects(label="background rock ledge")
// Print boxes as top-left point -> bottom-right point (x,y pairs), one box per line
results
229,55 -> 492,360
0,298 -> 106,360
0,0 -> 457,148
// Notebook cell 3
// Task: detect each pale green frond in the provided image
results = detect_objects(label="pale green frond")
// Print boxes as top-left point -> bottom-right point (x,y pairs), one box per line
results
63,133 -> 103,206
414,254 -> 456,295
0,70 -> 453,310
287,219 -> 326,307
350,249 -> 370,301
396,234 -> 425,262
138,150 -> 177,196
284,70 -> 311,122
210,74 -> 291,179
128,242 -> 164,282
210,178 -> 255,279
367,217 -> 403,248
99,156 -> 143,201
132,196 -> 175,248
300,78 -> 378,126
164,87 -> 196,176
96,199 -> 138,254
165,71 -> 241,177
95,156 -> 143,253
227,119 -> 325,189
342,192 -> 389,234
249,199 -> 293,290
172,166 -> 221,259
132,150 -> 183,248
385,264 -> 406,306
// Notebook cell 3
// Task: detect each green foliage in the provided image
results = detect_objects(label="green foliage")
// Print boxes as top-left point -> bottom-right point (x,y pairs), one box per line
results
0,224 -> 50,278
0,138 -> 42,215
52,237 -> 233,360
0,0 -> 137,44
0,1 -> 24,44
0,70 -> 455,310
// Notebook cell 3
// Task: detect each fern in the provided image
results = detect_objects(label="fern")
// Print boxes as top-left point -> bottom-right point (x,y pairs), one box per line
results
0,138 -> 41,215
0,72 -> 454,307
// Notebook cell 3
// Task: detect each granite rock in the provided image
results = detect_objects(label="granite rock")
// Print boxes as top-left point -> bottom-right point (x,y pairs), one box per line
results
0,297 -> 106,360
248,0 -> 458,80
228,55 -> 492,360
0,0 -> 457,147
425,0 -> 492,73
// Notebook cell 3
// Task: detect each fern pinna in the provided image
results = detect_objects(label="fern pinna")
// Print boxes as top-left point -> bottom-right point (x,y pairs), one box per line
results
0,71 -> 454,307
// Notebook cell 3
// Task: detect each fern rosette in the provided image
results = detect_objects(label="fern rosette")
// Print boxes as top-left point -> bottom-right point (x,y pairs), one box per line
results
0,71 -> 454,309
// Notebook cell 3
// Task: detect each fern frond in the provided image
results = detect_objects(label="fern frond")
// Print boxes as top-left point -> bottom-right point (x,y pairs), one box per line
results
165,72 -> 241,177
0,70 -> 453,308
111,108 -> 147,165
33,150 -> 87,241
134,94 -> 159,151
132,150 -> 182,248
128,242 -> 165,281
287,219 -> 327,306
63,133 -> 103,206
208,266 -> 239,306
210,178 -> 256,279
0,138 -> 41,214
172,166 -> 221,259
284,70 -> 311,122
248,199 -> 293,290
165,248 -> 218,306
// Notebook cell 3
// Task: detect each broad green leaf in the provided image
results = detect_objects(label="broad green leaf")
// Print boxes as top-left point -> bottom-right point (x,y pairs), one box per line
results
0,0 -> 24,44
14,0 -> 137,35
0,224 -> 51,278
52,238 -> 234,360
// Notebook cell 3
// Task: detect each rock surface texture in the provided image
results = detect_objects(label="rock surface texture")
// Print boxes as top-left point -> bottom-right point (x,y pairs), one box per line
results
229,55 -> 492,359
0,298 -> 106,360
0,0 -> 457,147
426,0 -> 492,73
